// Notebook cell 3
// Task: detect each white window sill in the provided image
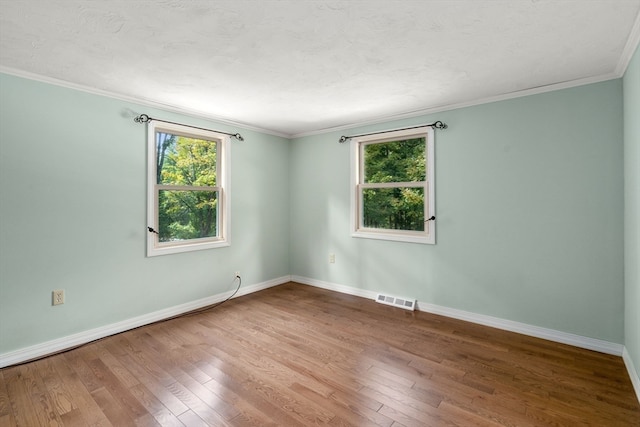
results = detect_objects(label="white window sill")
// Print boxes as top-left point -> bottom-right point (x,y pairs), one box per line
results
352,230 -> 434,245
148,239 -> 230,257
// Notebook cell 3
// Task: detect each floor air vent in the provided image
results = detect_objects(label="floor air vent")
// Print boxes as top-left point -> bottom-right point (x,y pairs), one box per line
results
375,293 -> 416,311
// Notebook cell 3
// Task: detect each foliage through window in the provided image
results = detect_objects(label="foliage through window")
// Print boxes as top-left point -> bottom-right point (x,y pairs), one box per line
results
351,127 -> 435,244
147,121 -> 230,256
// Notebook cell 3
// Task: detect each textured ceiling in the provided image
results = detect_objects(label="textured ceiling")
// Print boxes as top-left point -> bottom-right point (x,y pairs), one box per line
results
1,0 -> 639,136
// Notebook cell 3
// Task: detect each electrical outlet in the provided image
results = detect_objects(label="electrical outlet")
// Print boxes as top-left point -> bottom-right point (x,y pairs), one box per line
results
235,271 -> 241,278
52,290 -> 65,306
329,253 -> 335,264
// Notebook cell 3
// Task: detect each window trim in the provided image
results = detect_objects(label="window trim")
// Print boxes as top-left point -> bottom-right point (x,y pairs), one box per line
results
147,121 -> 230,257
350,126 -> 435,244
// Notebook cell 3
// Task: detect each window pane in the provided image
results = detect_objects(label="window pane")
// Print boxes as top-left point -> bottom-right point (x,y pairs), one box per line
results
363,137 -> 425,183
362,187 -> 424,231
158,190 -> 218,241
156,132 -> 217,186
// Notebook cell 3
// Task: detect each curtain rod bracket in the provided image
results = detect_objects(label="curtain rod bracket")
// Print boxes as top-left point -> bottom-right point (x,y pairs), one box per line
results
133,114 -> 243,141
338,120 -> 447,143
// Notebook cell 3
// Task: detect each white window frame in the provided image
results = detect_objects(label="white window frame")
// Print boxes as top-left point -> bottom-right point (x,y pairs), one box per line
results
147,121 -> 230,257
350,126 -> 435,244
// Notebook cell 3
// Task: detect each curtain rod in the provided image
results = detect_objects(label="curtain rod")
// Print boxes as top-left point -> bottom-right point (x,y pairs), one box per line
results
134,114 -> 244,141
338,121 -> 447,143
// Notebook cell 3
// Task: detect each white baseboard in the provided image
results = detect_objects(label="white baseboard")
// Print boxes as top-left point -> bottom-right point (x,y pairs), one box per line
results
0,275 -> 290,368
291,275 -> 624,356
292,275 -> 379,300
417,301 -> 623,356
2,274 -> 627,371
623,347 -> 640,403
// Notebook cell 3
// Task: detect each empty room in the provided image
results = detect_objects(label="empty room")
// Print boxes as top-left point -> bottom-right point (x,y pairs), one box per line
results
1,1 -> 639,425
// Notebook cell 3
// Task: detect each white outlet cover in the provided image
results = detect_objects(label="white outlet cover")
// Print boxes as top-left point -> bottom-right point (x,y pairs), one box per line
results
52,290 -> 65,306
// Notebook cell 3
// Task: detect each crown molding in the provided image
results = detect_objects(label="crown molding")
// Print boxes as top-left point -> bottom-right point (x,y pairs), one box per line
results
0,66 -> 291,139
291,8 -> 639,139
291,72 -> 620,139
2,33 -> 635,144
615,8 -> 640,77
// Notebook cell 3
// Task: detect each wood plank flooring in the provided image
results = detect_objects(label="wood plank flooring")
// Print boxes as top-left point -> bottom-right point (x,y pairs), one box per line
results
1,282 -> 639,426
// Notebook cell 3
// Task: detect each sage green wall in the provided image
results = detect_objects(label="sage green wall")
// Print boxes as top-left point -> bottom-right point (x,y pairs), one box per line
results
290,79 -> 624,343
0,73 -> 291,354
624,45 -> 640,371
0,71 -> 629,356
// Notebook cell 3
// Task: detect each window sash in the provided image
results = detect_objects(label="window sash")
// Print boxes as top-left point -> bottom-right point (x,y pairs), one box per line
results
351,126 -> 435,244
358,182 -> 425,189
154,187 -> 223,247
156,184 -> 221,191
147,121 -> 230,256
357,184 -> 429,231
359,138 -> 426,184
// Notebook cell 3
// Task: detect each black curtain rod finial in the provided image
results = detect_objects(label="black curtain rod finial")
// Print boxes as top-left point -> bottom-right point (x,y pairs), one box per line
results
134,114 -> 151,124
433,121 -> 447,129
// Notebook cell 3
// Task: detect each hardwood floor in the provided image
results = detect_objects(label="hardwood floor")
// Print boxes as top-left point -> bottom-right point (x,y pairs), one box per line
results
1,282 -> 639,426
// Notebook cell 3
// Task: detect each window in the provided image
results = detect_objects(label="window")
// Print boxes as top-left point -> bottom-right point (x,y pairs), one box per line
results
351,126 -> 435,244
147,121 -> 230,256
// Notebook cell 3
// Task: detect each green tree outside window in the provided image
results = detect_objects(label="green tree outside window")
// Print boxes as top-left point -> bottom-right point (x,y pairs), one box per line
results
156,132 -> 218,242
362,137 -> 426,231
